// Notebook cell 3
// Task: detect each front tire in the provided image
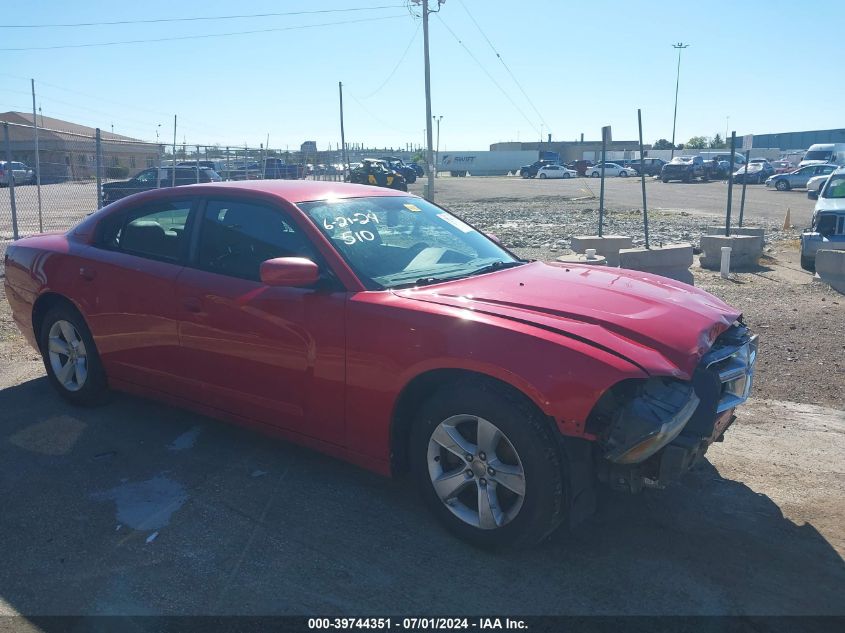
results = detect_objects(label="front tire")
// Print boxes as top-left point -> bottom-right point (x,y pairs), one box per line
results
39,304 -> 108,405
410,383 -> 567,549
776,180 -> 790,191
538,173 -> 547,179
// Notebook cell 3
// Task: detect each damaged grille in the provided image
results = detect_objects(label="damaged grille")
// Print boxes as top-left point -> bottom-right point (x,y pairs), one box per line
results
701,323 -> 758,413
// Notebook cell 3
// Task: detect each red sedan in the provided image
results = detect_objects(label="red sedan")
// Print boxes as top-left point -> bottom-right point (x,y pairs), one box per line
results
4,180 -> 757,548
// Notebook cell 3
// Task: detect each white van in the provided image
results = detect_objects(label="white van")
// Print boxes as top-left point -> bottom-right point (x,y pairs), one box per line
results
799,143 -> 845,167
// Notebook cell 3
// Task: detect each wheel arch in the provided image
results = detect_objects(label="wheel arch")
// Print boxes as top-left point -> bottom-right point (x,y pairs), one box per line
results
31,292 -> 84,349
389,368 -> 557,476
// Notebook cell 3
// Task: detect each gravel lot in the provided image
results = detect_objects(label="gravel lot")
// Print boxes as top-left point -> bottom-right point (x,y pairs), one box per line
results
0,177 -> 842,617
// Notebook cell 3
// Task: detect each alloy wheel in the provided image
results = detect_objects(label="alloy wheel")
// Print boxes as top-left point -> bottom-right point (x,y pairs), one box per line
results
47,320 -> 88,392
426,415 -> 526,530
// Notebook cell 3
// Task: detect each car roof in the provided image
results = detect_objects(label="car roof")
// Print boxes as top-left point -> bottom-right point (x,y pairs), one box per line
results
165,179 -> 413,203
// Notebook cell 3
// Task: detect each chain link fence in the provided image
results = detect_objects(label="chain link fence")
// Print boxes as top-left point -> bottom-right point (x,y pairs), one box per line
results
1,120 -> 367,263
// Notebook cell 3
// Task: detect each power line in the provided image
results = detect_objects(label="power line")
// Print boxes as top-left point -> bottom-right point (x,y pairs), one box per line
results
0,5 -> 405,28
456,0 -> 551,136
0,14 -> 408,51
434,13 -> 539,136
359,23 -> 420,99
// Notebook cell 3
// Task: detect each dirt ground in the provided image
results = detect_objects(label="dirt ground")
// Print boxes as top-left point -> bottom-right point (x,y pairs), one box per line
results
0,178 -> 843,616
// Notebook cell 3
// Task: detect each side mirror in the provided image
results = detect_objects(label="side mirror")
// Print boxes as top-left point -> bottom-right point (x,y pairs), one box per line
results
808,190 -> 819,200
260,257 -> 320,287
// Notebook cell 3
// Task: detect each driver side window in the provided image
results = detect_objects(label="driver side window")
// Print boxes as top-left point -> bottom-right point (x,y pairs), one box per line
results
196,199 -> 318,282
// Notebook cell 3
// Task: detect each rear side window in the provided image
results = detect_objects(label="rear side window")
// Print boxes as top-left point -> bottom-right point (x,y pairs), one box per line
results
196,199 -> 318,281
98,200 -> 194,262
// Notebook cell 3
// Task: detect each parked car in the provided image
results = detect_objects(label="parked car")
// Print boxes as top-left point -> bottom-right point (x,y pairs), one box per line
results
379,156 -> 417,184
101,166 -> 221,204
801,167 -> 845,270
660,156 -> 712,183
177,160 -> 225,172
536,164 -> 577,179
806,173 -> 831,197
766,163 -> 838,191
627,158 -> 666,176
4,180 -> 758,548
586,162 -> 637,178
772,160 -> 794,174
698,152 -> 746,167
564,160 -> 594,177
346,158 -> 407,191
410,162 -> 425,177
0,160 -> 35,187
262,157 -> 303,180
519,159 -> 558,178
734,161 -> 774,184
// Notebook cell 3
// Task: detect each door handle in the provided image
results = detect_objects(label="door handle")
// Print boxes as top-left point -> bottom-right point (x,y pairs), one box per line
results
79,266 -> 96,281
182,297 -> 201,313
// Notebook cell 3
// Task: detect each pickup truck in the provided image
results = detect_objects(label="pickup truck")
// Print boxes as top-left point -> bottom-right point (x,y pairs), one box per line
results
661,156 -> 713,183
101,166 -> 221,204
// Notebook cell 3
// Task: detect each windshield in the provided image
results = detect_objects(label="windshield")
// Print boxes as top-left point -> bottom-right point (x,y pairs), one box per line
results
299,196 -> 520,289
804,150 -> 832,161
822,175 -> 845,198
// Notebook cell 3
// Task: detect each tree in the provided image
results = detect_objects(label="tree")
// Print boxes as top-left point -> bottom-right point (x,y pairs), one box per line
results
685,136 -> 709,149
709,134 -> 726,149
653,138 -> 674,150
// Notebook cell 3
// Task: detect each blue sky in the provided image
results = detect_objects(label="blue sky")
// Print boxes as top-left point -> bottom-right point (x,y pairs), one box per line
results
1,1 -> 841,151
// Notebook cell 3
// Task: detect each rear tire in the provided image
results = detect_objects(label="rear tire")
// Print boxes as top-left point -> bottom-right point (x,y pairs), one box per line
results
38,303 -> 108,406
800,254 -> 815,272
662,177 -> 670,183
409,382 -> 567,549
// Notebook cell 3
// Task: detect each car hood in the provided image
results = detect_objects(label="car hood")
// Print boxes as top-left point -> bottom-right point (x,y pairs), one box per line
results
816,198 -> 845,212
102,179 -> 134,189
392,261 -> 740,378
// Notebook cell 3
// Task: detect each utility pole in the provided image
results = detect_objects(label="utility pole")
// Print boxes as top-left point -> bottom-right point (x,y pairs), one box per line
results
339,81 -> 349,176
419,0 -> 442,201
670,42 -> 689,159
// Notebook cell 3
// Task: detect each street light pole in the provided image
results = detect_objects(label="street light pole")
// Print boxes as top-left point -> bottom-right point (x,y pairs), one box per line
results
670,42 -> 689,159
433,115 -> 442,177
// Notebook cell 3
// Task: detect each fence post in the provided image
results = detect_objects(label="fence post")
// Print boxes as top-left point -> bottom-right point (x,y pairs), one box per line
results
157,144 -> 163,188
196,145 -> 200,183
637,109 -> 649,249
31,79 -> 43,233
95,128 -> 102,209
3,121 -> 19,240
225,146 -> 230,181
725,131 -> 737,237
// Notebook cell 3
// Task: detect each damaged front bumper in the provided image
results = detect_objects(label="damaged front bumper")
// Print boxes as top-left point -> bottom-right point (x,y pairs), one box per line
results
593,323 -> 758,492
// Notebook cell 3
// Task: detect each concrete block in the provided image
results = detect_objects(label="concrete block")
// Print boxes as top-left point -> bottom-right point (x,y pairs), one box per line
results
816,249 -> 845,294
700,235 -> 762,270
570,235 -> 633,267
619,243 -> 694,285
704,226 -> 765,251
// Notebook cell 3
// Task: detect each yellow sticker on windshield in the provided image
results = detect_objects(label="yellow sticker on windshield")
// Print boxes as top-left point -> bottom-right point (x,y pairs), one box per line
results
404,203 -> 421,212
